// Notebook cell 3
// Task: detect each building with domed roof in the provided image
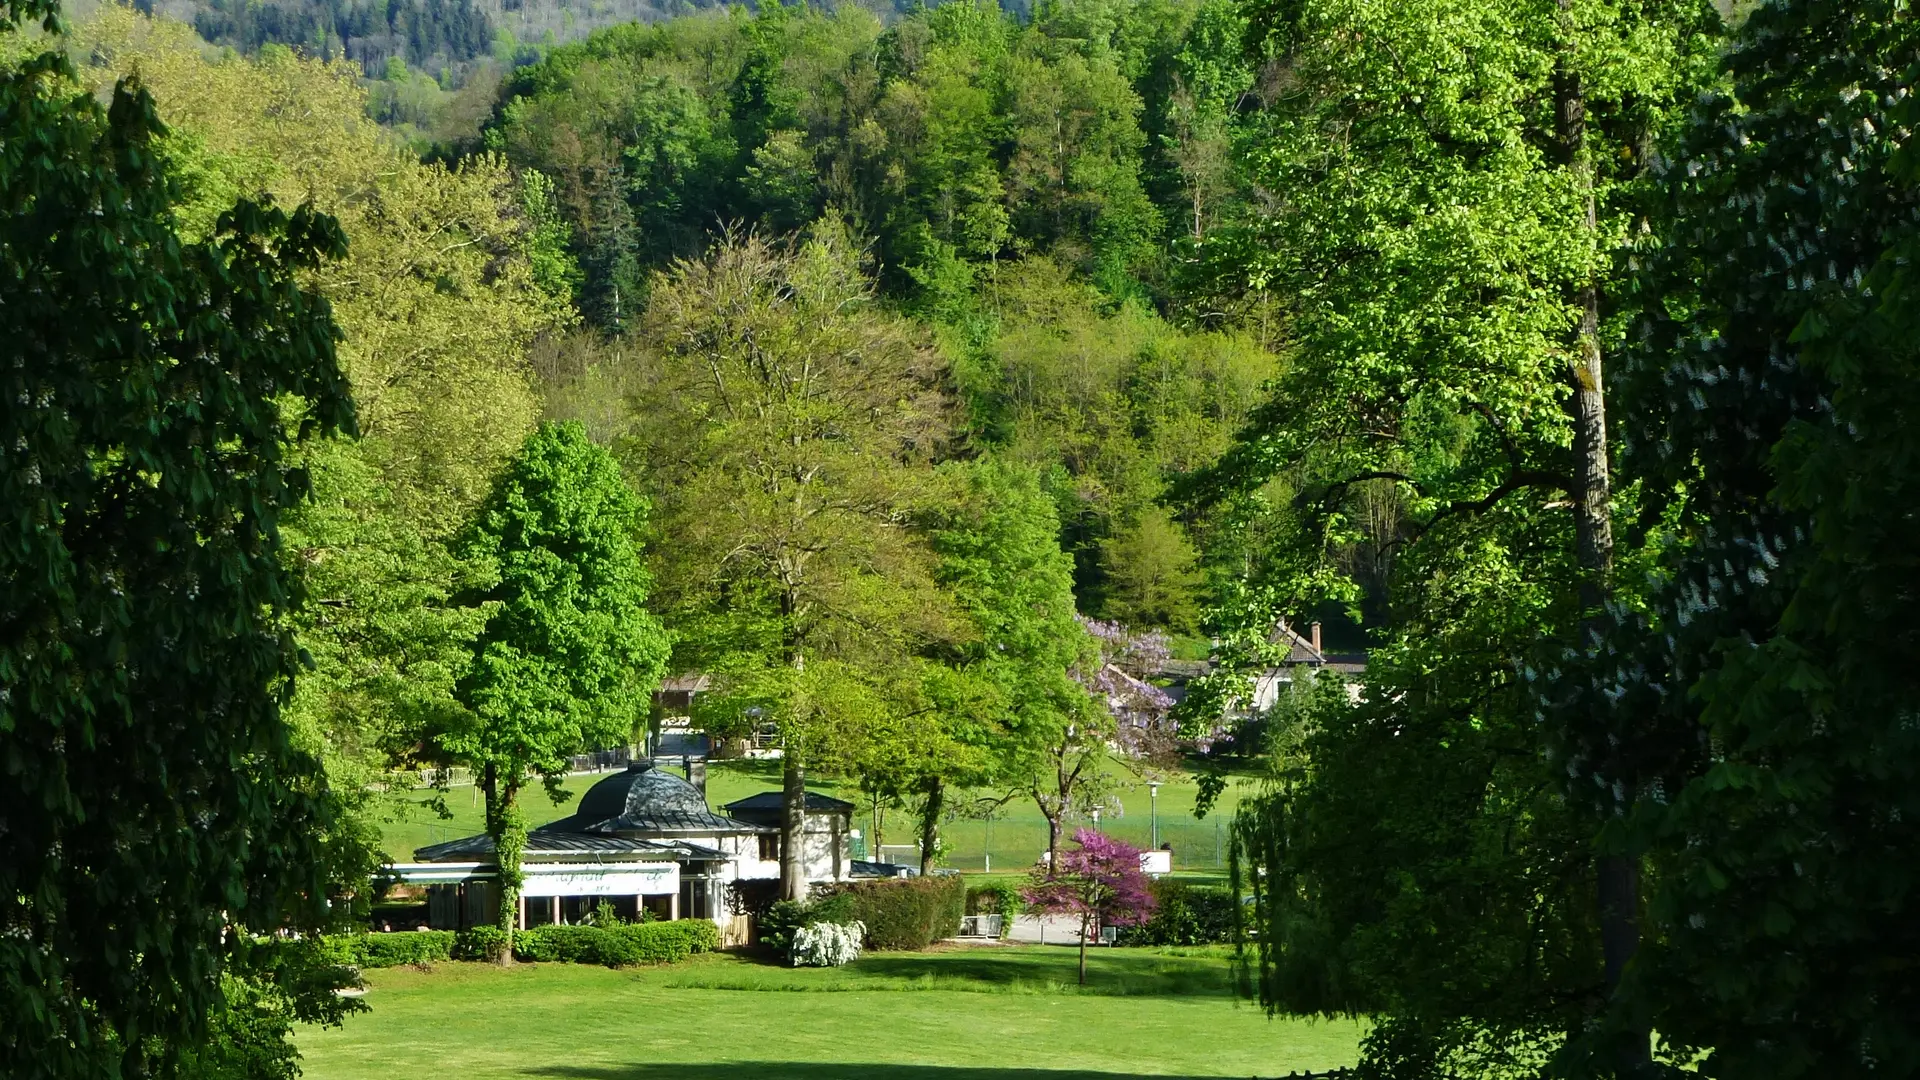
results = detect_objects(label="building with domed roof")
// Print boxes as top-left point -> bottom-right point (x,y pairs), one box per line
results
395,761 -> 852,941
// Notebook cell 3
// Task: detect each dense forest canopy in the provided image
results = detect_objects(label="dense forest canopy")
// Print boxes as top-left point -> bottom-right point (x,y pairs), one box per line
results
190,0 -> 497,71
484,0 -> 1258,320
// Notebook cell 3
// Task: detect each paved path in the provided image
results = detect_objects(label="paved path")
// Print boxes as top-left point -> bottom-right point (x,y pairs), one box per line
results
1004,913 -> 1084,944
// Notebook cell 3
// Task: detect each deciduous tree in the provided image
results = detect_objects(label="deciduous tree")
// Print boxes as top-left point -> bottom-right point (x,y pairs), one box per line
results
442,422 -> 670,954
1186,0 -> 1720,1069
1022,828 -> 1157,985
1,5 -> 362,1070
1555,2 -> 1920,1072
623,226 -> 952,899
908,459 -> 1096,874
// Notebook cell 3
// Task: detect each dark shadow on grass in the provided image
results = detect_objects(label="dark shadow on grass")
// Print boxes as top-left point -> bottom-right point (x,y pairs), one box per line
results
528,1065 -> 1246,1080
846,950 -> 1233,998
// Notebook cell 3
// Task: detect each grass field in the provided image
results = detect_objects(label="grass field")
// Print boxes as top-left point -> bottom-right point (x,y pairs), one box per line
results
381,760 -> 1262,874
296,945 -> 1362,1079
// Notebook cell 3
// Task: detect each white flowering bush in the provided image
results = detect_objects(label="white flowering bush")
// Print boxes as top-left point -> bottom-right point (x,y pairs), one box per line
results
789,921 -> 865,967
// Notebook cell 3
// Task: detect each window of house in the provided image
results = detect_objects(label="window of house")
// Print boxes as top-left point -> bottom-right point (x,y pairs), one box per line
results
758,834 -> 780,862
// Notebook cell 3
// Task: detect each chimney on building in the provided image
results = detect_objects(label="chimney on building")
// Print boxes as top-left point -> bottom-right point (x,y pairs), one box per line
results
1310,621 -> 1322,654
687,758 -> 707,795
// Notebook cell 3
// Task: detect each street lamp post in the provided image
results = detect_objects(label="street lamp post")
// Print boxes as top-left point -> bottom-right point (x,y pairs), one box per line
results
1149,781 -> 1161,849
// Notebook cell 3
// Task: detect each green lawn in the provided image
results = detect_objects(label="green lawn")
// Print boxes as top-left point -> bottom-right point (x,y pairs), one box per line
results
296,945 -> 1362,1079
380,760 -> 1260,875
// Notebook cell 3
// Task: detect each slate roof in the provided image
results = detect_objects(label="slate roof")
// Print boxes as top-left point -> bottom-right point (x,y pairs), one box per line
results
413,832 -> 729,862
569,761 -> 766,835
413,762 -> 768,863
722,791 -> 857,814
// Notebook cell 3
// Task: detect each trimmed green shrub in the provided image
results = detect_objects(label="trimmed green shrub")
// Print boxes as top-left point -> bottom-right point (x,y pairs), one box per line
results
819,875 -> 965,951
512,920 -> 720,966
759,900 -> 807,955
514,924 -> 602,963
453,925 -> 507,961
1114,881 -> 1236,946
364,931 -> 454,966
319,931 -> 454,968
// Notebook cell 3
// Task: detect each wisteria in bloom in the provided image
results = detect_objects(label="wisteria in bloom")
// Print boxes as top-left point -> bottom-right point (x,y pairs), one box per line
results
1075,616 -> 1181,761
1075,616 -> 1234,756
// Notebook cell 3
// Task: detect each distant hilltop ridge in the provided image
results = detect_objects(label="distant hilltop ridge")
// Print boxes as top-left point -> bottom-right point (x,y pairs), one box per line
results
137,0 -> 964,79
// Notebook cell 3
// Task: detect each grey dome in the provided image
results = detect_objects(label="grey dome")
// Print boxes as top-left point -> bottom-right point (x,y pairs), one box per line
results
543,761 -> 764,837
577,761 -> 709,821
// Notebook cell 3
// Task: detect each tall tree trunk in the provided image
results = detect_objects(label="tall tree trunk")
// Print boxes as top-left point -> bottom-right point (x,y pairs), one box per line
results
1040,802 -> 1063,876
1078,911 -> 1092,986
778,594 -> 810,901
780,754 -> 807,901
483,764 -> 523,966
918,775 -> 944,876
1556,13 -> 1645,1071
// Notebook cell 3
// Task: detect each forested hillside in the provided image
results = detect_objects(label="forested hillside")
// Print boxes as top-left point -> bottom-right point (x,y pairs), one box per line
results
491,0 -> 1273,631
484,0 -> 1256,319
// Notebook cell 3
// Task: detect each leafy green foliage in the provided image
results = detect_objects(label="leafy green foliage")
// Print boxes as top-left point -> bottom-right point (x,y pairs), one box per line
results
322,921 -> 718,968
759,893 -> 860,956
954,261 -> 1276,625
453,925 -> 509,962
612,227 -> 952,894
74,8 -> 573,857
485,0 -> 1260,314
966,880 -> 1026,933
897,459 -> 1098,866
1113,880 -> 1234,946
450,420 -> 668,778
177,938 -> 365,1080
1234,669 -> 1602,1072
320,932 -> 457,969
1186,0 -> 1723,1069
1548,2 -> 1920,1074
0,13 -> 360,1074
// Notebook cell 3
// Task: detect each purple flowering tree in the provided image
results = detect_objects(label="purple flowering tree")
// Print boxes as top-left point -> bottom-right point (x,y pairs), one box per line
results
1022,828 -> 1157,985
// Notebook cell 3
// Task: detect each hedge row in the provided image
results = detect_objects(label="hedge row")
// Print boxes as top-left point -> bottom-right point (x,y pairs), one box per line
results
510,920 -> 720,966
816,875 -> 966,951
1114,881 -> 1237,946
320,931 -> 455,968
323,920 -> 719,968
965,881 -> 1024,918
